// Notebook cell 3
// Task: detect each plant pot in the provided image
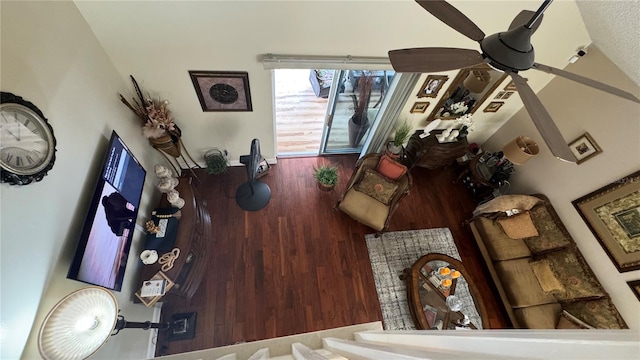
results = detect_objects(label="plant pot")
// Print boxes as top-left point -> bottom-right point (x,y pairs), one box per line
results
149,133 -> 181,157
204,148 -> 229,175
385,141 -> 403,160
348,115 -> 370,148
317,182 -> 335,191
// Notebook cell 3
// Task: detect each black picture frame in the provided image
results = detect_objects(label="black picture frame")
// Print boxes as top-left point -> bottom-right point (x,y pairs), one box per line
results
189,71 -> 252,112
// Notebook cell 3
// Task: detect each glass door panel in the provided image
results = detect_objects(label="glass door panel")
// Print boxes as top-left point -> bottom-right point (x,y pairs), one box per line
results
320,70 -> 395,154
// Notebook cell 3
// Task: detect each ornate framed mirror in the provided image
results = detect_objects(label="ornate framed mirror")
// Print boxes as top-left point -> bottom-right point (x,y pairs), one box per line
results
426,64 -> 508,121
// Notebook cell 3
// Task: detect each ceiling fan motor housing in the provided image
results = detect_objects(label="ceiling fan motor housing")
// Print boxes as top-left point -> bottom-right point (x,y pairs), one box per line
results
481,26 -> 535,72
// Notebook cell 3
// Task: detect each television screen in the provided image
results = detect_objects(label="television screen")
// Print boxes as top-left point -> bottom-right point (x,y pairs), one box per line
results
68,131 -> 146,291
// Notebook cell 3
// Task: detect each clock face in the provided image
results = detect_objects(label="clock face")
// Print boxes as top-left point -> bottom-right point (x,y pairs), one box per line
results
0,103 -> 55,177
209,83 -> 239,104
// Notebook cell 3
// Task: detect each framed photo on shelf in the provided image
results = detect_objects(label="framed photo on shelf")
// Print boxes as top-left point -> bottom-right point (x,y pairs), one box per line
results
572,171 -> 640,272
568,132 -> 602,164
410,102 -> 430,113
628,280 -> 640,301
483,101 -> 504,113
189,71 -> 252,112
417,75 -> 448,98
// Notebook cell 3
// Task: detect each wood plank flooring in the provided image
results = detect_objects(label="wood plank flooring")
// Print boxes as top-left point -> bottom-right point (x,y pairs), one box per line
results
154,155 -> 510,356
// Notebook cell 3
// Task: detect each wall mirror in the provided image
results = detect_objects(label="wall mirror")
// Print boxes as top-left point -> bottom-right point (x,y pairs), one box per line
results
427,64 -> 508,121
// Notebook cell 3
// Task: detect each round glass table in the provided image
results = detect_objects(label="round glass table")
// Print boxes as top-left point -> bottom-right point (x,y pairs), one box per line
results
402,253 -> 488,330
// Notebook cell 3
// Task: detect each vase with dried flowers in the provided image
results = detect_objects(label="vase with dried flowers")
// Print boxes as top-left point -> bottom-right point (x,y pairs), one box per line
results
348,74 -> 374,147
119,76 -> 181,157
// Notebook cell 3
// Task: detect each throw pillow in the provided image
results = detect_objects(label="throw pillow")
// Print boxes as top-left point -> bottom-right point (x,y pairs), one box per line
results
539,248 -> 606,302
354,168 -> 399,205
523,203 -> 572,254
530,260 -> 565,293
472,194 -> 543,217
376,155 -> 407,180
497,211 -> 539,239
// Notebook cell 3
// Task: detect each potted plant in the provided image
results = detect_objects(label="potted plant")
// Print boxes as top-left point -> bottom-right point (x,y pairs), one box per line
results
204,148 -> 229,175
386,121 -> 412,160
348,74 -> 374,147
313,164 -> 339,191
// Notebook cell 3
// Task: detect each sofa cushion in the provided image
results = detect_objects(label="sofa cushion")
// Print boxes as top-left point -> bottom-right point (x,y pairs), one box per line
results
556,310 -> 594,329
494,258 -> 557,308
474,217 -> 532,261
523,204 -> 572,254
513,303 -> 562,329
530,260 -> 565,293
537,248 -> 605,302
376,155 -> 407,180
497,211 -> 539,239
338,188 -> 389,232
354,168 -> 399,205
562,298 -> 628,329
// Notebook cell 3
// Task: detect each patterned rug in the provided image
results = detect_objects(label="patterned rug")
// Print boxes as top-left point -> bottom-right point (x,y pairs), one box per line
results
365,228 -> 482,330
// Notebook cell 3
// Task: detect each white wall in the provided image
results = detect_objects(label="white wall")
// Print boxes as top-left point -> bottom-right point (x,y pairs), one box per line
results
1,2 -> 166,359
74,0 -> 590,161
483,46 -> 640,329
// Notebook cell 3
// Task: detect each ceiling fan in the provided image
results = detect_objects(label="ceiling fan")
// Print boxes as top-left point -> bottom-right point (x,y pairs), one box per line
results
389,0 -> 640,162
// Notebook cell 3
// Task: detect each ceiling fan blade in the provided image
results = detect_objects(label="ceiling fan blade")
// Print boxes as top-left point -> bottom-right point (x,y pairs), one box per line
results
388,48 -> 484,73
416,0 -> 485,42
509,10 -> 543,33
510,72 -> 576,163
533,63 -> 640,103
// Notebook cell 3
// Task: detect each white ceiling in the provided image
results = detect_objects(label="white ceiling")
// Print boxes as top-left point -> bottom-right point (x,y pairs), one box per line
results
74,0 -> 637,158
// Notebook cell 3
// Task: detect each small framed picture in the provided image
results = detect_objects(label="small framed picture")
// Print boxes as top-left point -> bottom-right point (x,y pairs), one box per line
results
628,280 -> 640,301
568,132 -> 602,164
494,91 -> 506,99
189,71 -> 253,112
501,91 -> 514,99
410,102 -> 430,113
417,75 -> 448,98
483,101 -> 504,113
504,80 -> 517,91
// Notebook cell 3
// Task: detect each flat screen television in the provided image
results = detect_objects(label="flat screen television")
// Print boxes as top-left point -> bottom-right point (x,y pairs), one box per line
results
68,131 -> 146,291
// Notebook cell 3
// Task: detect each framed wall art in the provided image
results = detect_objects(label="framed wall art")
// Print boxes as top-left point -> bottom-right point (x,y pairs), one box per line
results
483,101 -> 504,113
568,132 -> 602,164
628,280 -> 640,301
189,71 -> 252,112
572,171 -> 640,272
417,75 -> 448,98
410,102 -> 430,113
504,80 -> 517,91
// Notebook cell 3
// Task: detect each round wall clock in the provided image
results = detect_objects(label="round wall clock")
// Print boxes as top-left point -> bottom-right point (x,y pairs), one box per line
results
0,92 -> 57,185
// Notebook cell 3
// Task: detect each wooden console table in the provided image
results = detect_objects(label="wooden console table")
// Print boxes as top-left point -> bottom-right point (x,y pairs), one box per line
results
403,130 -> 468,169
137,176 -> 211,303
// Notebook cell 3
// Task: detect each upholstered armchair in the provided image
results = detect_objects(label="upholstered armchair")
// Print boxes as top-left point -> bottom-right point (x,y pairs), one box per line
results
337,153 -> 412,232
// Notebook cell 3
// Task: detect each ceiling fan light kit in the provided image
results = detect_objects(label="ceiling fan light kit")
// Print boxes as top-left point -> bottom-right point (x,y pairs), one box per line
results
391,0 -> 640,163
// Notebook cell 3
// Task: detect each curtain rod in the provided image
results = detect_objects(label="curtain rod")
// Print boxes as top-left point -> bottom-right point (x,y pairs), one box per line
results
262,54 -> 391,70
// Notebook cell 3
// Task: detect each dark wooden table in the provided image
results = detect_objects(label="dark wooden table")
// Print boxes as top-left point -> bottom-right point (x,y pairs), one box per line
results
403,253 -> 488,330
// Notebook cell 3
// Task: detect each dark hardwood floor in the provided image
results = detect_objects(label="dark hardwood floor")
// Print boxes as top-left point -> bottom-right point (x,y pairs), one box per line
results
155,155 -> 510,356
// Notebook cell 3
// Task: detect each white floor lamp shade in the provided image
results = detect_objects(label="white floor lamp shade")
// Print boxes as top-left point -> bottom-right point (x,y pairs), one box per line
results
38,287 -> 119,360
503,136 -> 539,165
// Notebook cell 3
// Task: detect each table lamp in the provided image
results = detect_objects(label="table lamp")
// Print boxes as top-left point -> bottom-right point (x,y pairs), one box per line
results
503,136 -> 539,165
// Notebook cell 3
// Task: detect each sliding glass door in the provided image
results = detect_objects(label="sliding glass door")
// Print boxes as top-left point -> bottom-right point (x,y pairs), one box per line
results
320,70 -> 395,154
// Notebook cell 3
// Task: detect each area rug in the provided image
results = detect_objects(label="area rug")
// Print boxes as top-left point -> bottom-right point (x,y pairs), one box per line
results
365,228 -> 482,330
